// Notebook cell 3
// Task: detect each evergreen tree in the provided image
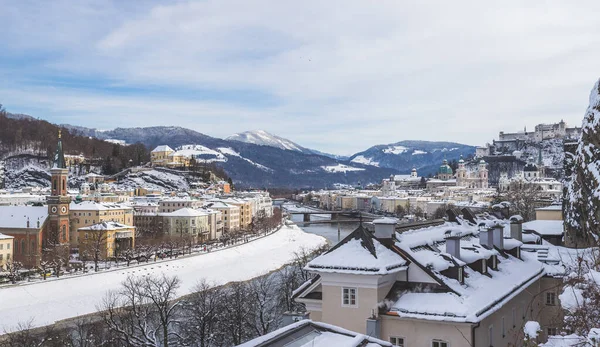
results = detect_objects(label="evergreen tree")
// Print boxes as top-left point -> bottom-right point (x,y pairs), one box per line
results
564,78 -> 600,246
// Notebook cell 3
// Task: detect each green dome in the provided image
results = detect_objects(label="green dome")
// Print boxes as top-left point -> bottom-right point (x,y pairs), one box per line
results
439,164 -> 453,175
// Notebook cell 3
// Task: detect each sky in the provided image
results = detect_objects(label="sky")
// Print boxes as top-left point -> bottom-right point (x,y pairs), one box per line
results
1,1 -> 599,155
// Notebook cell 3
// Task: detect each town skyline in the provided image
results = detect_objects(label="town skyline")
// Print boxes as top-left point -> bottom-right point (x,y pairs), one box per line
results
2,1 -> 599,155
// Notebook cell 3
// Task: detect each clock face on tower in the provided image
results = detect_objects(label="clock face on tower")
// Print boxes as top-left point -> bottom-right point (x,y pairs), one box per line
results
51,206 -> 58,213
61,206 -> 67,214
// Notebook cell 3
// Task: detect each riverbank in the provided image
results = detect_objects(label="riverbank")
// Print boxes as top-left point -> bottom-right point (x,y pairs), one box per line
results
0,224 -> 326,333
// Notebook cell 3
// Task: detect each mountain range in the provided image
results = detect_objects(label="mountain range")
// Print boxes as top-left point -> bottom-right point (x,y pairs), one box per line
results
3,112 -> 476,188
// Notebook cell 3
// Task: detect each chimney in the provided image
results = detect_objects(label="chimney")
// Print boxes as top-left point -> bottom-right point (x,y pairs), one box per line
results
478,223 -> 494,248
373,217 -> 397,244
509,215 -> 523,241
492,223 -> 504,250
445,232 -> 461,259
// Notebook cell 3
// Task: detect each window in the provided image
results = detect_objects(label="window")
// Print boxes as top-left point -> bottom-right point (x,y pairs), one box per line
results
342,287 -> 357,306
432,340 -> 448,347
502,316 -> 505,337
512,307 -> 516,327
0,254 -> 3,261
488,325 -> 493,346
390,336 -> 404,346
6,243 -> 9,250
546,292 -> 556,306
547,327 -> 557,336
0,244 -> 3,250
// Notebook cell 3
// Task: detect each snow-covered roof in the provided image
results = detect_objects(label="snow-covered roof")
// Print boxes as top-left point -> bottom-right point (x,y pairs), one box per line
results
79,221 -> 134,231
0,206 -> 48,229
388,221 -> 545,322
536,205 -> 562,211
151,145 -> 173,152
307,224 -> 407,275
237,319 -> 393,347
523,220 -> 564,236
160,208 -> 208,217
0,233 -> 14,240
69,201 -> 133,211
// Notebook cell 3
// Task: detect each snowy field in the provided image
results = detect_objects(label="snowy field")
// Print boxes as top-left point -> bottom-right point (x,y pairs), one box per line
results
0,225 -> 326,332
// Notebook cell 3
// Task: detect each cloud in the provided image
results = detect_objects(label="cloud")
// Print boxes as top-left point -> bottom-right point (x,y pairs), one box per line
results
1,0 -> 599,155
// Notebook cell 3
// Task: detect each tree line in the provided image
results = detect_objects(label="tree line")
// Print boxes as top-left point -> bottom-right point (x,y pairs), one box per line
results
0,245 -> 328,347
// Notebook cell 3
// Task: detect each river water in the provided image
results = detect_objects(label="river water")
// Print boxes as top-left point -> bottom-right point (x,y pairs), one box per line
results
285,204 -> 359,245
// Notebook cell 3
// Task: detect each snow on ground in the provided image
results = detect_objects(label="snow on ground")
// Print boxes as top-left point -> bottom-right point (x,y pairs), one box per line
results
412,150 -> 427,155
173,145 -> 226,162
0,225 -> 326,332
113,169 -> 190,191
382,145 -> 408,155
321,164 -> 365,173
350,155 -> 380,167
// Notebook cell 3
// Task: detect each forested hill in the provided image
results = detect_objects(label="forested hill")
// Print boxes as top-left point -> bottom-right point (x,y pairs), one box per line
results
0,111 -> 149,175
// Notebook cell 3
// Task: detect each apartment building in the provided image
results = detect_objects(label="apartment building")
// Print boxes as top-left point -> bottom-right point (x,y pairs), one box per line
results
207,201 -> 240,233
158,197 -> 204,213
294,213 -> 563,346
0,233 -> 14,270
78,221 -> 135,258
69,201 -> 134,247
159,208 -> 210,242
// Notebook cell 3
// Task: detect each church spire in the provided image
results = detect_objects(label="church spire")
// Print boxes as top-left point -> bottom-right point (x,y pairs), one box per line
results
53,129 -> 66,169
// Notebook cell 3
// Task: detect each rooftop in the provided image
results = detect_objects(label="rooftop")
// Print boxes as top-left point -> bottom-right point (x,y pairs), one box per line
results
238,320 -> 392,347
0,206 -> 48,229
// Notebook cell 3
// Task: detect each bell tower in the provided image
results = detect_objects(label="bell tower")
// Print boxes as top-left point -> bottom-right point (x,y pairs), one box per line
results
47,130 -> 71,246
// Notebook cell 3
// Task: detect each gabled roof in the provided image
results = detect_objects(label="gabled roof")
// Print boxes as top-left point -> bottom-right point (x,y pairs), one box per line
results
387,221 -> 545,323
238,319 -> 393,347
306,224 -> 408,275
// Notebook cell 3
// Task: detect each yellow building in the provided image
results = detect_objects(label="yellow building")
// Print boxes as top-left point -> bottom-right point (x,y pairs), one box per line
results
69,201 -> 134,247
208,201 -> 240,233
215,198 -> 252,229
150,145 -> 174,167
535,205 -> 563,221
0,233 -> 14,271
78,221 -> 135,259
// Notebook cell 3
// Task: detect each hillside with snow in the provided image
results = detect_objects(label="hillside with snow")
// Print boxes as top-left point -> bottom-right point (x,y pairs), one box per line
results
227,130 -> 310,153
349,140 -> 475,176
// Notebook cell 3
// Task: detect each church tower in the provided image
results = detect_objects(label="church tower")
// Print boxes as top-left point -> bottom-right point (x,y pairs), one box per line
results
47,130 -> 71,247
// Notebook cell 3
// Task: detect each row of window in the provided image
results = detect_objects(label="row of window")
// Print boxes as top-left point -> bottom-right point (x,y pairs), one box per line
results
0,243 -> 10,250
389,337 -> 447,347
0,253 -> 11,261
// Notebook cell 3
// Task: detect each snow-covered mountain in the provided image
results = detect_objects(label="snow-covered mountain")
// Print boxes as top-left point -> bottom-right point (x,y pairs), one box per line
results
226,130 -> 311,153
349,140 -> 476,176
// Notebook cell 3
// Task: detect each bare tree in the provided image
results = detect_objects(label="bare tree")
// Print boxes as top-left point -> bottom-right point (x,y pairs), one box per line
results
81,229 -> 108,272
100,274 -> 182,347
1,320 -> 68,347
180,280 -> 224,347
247,274 -> 282,336
5,260 -> 23,284
501,182 -> 543,221
220,282 -> 254,346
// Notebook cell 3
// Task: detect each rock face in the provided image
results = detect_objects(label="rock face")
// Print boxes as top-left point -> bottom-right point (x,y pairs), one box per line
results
564,78 -> 600,247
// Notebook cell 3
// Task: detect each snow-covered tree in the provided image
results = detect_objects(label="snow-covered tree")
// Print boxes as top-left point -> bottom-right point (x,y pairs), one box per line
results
564,78 -> 600,247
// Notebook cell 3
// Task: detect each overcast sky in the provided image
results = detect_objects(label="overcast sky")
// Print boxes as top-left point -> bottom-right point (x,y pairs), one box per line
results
1,1 -> 599,155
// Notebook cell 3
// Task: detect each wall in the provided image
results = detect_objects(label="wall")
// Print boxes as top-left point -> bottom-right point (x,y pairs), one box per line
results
380,315 -> 472,347
535,210 -> 563,221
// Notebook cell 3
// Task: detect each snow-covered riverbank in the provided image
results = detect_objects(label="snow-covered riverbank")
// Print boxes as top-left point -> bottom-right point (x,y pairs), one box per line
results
0,224 -> 326,332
